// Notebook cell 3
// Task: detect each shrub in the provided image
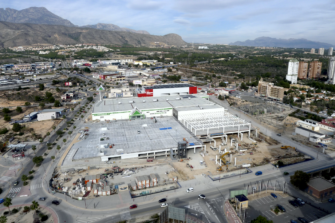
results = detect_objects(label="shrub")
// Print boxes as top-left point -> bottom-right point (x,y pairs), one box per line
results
12,123 -> 22,132
28,175 -> 34,180
41,215 -> 48,222
29,170 -> 35,174
25,102 -> 31,106
0,128 -> 8,134
23,181 -> 29,186
16,107 -> 23,113
11,208 -> 18,214
2,108 -> 10,114
23,206 -> 30,213
274,207 -> 280,214
19,132 -> 24,136
3,211 -> 9,215
4,115 -> 11,122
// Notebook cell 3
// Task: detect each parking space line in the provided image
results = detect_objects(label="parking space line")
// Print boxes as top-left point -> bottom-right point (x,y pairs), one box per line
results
262,211 -> 273,219
304,214 -> 315,221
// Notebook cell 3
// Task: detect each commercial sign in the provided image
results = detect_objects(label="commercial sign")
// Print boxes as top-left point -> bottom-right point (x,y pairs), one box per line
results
133,80 -> 142,85
97,85 -> 105,91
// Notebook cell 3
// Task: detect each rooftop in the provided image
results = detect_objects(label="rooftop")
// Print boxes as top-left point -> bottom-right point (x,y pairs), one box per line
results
40,108 -> 65,113
65,117 -> 201,164
144,84 -> 193,89
307,177 -> 335,191
297,127 -> 324,136
235,194 -> 248,202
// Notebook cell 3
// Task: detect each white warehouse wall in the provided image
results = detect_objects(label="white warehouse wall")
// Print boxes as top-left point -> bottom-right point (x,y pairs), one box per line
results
37,112 -> 58,121
177,108 -> 225,121
142,108 -> 173,118
92,111 -> 131,121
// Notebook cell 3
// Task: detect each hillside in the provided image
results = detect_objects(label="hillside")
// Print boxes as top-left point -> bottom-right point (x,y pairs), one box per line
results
0,21 -> 186,48
82,23 -> 149,35
230,37 -> 333,48
0,7 -> 74,27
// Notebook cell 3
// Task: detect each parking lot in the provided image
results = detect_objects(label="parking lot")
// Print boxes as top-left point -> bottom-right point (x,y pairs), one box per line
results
246,193 -> 329,223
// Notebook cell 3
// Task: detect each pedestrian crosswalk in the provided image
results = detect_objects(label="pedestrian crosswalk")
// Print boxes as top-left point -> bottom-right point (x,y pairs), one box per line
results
30,183 -> 43,190
76,215 -> 114,223
7,187 -> 21,198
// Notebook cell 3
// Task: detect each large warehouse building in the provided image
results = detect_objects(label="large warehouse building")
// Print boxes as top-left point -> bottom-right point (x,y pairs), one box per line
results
61,94 -> 251,169
137,84 -> 197,97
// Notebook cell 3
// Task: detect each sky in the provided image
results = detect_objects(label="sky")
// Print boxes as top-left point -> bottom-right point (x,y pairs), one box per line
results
2,0 -> 335,44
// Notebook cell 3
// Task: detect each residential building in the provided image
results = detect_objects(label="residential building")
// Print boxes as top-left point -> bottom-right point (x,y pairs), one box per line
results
257,78 -> 285,100
306,177 -> 335,199
286,59 -> 299,84
198,46 -> 209,49
319,48 -> 325,55
108,87 -> 133,98
298,61 -> 308,79
309,61 -> 322,79
328,57 -> 335,84
329,47 -> 333,56
310,48 -> 315,54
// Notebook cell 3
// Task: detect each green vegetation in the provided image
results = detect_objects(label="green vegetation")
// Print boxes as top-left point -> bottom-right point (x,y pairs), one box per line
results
16,107 -> 23,113
251,216 -> 273,223
0,128 -> 8,134
12,123 -> 22,132
290,170 -> 311,190
38,84 -> 45,91
32,156 -> 44,165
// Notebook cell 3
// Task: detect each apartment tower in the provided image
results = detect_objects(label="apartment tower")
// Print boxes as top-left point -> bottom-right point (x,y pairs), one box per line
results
319,48 -> 325,55
258,78 -> 285,100
309,61 -> 322,79
328,57 -> 335,84
329,47 -> 333,56
286,59 -> 299,84
298,61 -> 308,79
311,48 -> 315,54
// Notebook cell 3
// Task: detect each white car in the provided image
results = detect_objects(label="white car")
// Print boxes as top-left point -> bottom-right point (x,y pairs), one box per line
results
186,188 -> 194,193
198,194 -> 206,199
161,203 -> 168,207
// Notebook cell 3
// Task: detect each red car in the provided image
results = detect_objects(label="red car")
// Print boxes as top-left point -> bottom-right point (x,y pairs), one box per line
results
130,204 -> 137,209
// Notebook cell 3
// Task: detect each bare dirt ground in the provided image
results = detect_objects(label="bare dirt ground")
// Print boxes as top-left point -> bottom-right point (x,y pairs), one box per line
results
0,99 -> 27,107
0,207 -> 54,223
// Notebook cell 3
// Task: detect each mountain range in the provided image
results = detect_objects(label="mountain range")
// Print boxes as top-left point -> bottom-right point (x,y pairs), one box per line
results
0,21 -> 185,48
230,37 -> 333,48
0,7 -> 150,35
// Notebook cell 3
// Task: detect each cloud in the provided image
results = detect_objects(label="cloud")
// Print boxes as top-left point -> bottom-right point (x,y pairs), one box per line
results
127,0 -> 162,10
232,8 -> 271,20
174,18 -> 190,25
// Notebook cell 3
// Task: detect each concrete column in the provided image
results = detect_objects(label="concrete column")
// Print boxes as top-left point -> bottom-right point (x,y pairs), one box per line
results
241,133 -> 243,141
216,155 -> 218,165
235,143 -> 239,151
234,157 -> 237,166
220,158 -> 222,166
154,152 -> 155,159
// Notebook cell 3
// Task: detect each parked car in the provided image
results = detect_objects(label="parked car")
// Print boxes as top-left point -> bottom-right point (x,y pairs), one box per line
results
39,197 -> 46,201
277,133 -> 281,136
130,204 -> 137,209
290,220 -> 298,223
186,188 -> 194,193
328,198 -> 335,203
0,199 -> 4,204
270,193 -> 277,198
283,172 -> 289,175
297,217 -> 308,223
296,198 -> 305,205
289,200 -> 299,207
255,171 -> 262,176
159,198 -> 167,203
161,203 -> 168,207
198,194 -> 206,199
277,205 -> 286,212
51,200 -> 60,205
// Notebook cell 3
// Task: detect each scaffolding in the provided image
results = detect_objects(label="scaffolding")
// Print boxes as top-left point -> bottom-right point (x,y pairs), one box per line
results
179,110 -> 251,138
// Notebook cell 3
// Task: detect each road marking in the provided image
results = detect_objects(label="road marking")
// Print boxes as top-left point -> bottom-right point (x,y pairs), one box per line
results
76,215 -> 114,223
30,184 -> 43,190
7,187 -> 21,198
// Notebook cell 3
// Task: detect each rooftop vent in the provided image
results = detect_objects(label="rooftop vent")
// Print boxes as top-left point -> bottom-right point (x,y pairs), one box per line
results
153,99 -> 158,102
176,98 -> 181,100
188,97 -> 191,100
118,102 -> 121,104
143,100 -> 146,103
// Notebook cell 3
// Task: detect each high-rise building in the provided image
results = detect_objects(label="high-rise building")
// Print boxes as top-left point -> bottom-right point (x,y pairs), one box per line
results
309,61 -> 322,79
298,61 -> 308,79
311,48 -> 315,54
258,78 -> 285,100
286,59 -> 299,84
319,48 -> 325,55
328,57 -> 335,84
329,47 -> 333,56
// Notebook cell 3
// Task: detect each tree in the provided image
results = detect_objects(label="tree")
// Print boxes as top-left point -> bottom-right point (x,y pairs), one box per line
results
2,108 -> 10,114
51,156 -> 55,162
21,175 -> 28,182
3,198 -> 12,211
0,216 -> 7,223
87,97 -> 93,102
39,102 -> 45,109
277,161 -> 284,167
290,171 -> 311,190
32,156 -> 44,165
16,107 -> 23,113
25,102 -> 31,106
63,139 -> 67,144
57,145 -> 61,152
38,84 -> 45,91
219,82 -> 227,87
30,200 -> 39,210
251,216 -> 273,223
54,100 -> 61,107
56,87 -> 61,93
4,115 -> 11,122
32,145 -> 36,154
35,96 -> 41,102
83,67 -> 91,73
45,92 -> 53,98
12,123 -> 22,132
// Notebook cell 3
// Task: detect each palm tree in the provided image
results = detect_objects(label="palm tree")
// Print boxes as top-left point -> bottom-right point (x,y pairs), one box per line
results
32,145 -> 36,154
0,216 -> 7,223
30,200 -> 39,210
3,198 -> 12,212
51,156 -> 55,162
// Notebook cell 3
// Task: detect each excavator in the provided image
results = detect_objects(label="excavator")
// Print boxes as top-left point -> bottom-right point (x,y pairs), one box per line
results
281,145 -> 296,151
217,152 -> 230,171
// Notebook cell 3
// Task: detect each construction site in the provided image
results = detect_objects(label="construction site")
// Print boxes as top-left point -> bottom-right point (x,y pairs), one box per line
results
50,96 -> 314,200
